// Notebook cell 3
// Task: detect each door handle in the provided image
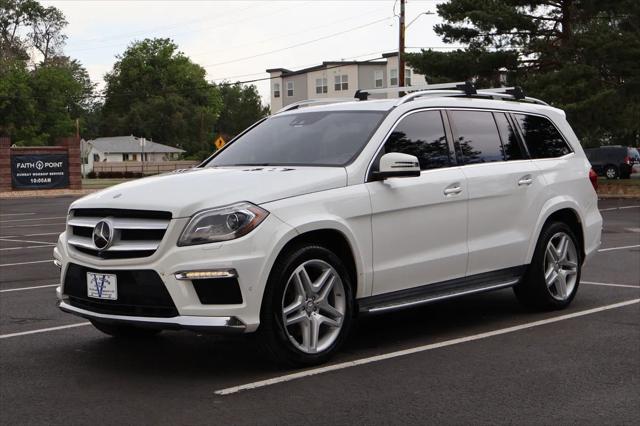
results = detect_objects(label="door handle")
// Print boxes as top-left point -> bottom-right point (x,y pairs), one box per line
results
444,184 -> 462,196
518,175 -> 533,186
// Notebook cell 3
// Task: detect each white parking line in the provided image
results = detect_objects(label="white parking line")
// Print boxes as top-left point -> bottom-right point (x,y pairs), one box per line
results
600,205 -> 640,212
0,322 -> 91,339
0,244 -> 56,251
214,298 -> 640,396
0,222 -> 66,228
0,216 -> 66,223
582,281 -> 640,289
598,244 -> 640,253
0,237 -> 57,245
0,259 -> 53,267
0,213 -> 35,217
0,283 -> 59,293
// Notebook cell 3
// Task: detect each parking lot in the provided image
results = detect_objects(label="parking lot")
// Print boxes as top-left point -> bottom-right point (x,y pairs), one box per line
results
1,196 -> 638,425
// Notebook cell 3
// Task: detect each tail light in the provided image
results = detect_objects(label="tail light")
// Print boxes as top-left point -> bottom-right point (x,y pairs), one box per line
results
624,156 -> 631,165
589,168 -> 598,191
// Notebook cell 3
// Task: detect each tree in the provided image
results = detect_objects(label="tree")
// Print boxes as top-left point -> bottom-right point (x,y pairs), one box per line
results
406,0 -> 640,146
0,0 -> 67,63
0,58 -> 39,142
101,38 -> 223,159
27,58 -> 93,144
29,4 -> 67,62
0,56 -> 94,144
213,82 -> 269,139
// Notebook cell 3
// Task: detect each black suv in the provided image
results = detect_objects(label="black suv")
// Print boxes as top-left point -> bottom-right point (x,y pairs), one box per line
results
585,146 -> 640,179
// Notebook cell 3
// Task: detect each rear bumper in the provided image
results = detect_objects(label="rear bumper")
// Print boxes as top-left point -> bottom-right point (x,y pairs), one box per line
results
58,299 -> 247,333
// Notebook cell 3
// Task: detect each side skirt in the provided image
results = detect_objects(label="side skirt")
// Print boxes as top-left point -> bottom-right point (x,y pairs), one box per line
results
358,266 -> 527,314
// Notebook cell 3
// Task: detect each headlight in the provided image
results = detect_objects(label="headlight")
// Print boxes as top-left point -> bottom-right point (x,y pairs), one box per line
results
178,202 -> 269,246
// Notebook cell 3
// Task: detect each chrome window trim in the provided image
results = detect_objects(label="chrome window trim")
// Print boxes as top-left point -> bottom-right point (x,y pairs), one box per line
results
364,106 -> 572,183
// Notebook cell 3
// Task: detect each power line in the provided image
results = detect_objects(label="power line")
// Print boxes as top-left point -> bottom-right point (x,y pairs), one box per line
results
0,54 -> 388,101
66,2 -> 302,52
201,16 -> 392,69
68,2 -> 259,45
210,49 -> 393,82
188,7 -> 388,60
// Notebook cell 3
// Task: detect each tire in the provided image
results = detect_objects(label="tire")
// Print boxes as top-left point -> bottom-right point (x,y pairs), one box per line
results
257,243 -> 354,367
91,320 -> 162,338
514,222 -> 582,310
604,165 -> 618,179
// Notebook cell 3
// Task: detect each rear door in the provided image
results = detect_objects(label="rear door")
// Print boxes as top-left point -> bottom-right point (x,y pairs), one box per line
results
447,110 -> 544,276
367,110 -> 468,295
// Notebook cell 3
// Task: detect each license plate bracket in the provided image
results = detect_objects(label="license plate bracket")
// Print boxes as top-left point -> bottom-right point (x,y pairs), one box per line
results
86,272 -> 118,300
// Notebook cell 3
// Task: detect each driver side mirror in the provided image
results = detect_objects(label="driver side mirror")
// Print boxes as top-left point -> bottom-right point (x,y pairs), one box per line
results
371,152 -> 421,180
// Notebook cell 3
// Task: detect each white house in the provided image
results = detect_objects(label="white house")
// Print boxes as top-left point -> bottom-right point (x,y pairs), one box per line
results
266,52 -> 428,110
81,135 -> 185,174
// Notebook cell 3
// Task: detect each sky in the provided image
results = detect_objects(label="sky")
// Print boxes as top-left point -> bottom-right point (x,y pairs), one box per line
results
44,0 -> 451,104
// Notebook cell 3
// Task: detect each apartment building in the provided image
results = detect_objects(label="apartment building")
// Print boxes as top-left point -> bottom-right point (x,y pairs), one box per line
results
266,52 -> 427,110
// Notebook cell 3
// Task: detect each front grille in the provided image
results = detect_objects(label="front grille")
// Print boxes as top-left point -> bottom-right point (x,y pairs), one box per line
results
67,208 -> 171,259
64,263 -> 178,317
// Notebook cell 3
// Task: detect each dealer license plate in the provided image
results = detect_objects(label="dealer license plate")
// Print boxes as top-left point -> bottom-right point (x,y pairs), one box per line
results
86,272 -> 118,300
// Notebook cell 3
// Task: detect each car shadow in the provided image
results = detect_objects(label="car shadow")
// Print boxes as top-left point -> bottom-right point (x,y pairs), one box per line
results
59,288 -> 536,386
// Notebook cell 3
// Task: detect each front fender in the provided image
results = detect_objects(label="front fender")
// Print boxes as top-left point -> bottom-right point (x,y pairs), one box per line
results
261,185 -> 373,298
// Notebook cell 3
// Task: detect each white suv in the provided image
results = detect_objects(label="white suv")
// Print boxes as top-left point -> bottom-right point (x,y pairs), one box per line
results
55,84 -> 602,366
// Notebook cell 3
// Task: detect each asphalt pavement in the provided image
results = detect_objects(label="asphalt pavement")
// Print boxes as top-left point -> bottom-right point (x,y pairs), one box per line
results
0,196 -> 638,425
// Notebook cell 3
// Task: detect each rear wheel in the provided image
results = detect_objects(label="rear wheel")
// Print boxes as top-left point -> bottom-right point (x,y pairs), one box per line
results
604,165 -> 618,179
91,320 -> 162,338
258,244 -> 354,367
514,222 -> 581,310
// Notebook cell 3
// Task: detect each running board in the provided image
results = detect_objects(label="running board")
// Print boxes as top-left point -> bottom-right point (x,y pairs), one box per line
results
358,266 -> 525,314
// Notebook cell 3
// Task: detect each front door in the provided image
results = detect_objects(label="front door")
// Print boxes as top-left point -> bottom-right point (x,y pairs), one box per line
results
366,110 -> 468,295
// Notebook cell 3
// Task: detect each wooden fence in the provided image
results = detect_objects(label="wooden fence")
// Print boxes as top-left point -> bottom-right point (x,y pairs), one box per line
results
91,161 -> 199,176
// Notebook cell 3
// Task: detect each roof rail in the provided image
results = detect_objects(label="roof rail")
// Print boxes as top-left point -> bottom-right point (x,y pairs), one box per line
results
275,98 -> 357,114
355,81 -> 549,106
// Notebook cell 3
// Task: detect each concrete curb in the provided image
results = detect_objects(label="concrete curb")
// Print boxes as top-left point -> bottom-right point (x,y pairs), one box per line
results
0,189 -> 97,199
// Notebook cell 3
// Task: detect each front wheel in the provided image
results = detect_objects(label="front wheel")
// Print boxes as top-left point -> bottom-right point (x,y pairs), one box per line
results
258,244 -> 354,367
514,222 -> 582,310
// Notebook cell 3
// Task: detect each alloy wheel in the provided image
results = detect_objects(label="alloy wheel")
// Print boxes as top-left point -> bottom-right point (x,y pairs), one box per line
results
281,259 -> 346,354
544,232 -> 579,301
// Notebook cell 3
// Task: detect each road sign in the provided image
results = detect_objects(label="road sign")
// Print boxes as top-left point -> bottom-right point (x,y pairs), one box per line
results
214,136 -> 226,150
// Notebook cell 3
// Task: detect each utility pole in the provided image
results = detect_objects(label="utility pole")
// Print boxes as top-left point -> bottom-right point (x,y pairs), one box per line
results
141,137 -> 145,176
398,0 -> 406,88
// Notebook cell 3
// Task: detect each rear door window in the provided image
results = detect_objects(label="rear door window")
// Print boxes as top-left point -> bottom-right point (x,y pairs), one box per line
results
382,110 -> 451,170
449,110 -> 503,164
514,114 -> 571,158
494,112 -> 524,161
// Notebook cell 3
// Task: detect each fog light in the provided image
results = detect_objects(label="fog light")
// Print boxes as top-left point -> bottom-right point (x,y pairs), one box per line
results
174,269 -> 237,280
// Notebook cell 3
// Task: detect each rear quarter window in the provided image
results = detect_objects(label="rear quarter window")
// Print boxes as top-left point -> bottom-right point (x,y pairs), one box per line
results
514,114 -> 572,159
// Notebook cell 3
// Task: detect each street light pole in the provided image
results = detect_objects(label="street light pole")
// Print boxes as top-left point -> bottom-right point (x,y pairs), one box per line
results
398,0 -> 406,88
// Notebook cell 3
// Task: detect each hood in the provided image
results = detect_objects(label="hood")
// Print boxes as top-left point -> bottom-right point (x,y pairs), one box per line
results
72,166 -> 347,217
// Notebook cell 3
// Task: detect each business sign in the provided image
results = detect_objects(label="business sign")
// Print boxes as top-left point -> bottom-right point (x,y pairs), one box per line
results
11,154 -> 69,189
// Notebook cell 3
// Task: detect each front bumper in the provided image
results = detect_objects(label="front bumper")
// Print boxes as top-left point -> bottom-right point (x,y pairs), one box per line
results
55,214 -> 296,333
58,300 -> 246,333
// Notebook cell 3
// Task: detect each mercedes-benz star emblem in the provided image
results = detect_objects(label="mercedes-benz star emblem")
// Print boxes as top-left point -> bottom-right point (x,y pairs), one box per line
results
92,220 -> 114,250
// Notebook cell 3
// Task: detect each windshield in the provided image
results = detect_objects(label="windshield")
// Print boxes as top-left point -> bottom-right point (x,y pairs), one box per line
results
206,110 -> 385,167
